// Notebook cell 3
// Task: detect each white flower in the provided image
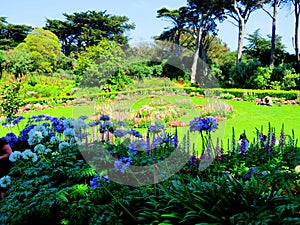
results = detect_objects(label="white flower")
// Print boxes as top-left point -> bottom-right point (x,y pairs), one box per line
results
63,128 -> 75,139
22,149 -> 38,162
50,136 -> 61,144
28,125 -> 48,146
9,151 -> 23,162
0,175 -> 11,188
64,118 -> 75,128
59,142 -> 70,151
34,144 -> 45,154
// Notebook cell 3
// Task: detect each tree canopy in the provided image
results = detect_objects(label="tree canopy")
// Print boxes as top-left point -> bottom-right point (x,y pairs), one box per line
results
45,10 -> 135,56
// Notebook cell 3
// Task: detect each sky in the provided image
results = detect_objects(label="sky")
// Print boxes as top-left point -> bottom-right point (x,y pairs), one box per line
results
0,0 -> 296,54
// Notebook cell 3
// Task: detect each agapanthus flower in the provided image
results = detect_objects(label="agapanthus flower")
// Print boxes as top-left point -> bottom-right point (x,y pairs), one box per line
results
5,133 -> 18,146
114,157 -> 132,173
100,115 -> 110,121
79,115 -> 88,121
64,118 -> 75,128
148,124 -> 164,134
59,142 -> 70,151
34,144 -> 51,155
22,149 -> 38,162
114,129 -> 128,138
9,151 -> 23,162
189,117 -> 218,133
28,131 -> 44,146
90,174 -> 110,190
128,140 -> 148,154
63,128 -> 75,139
50,136 -> 61,144
190,155 -> 197,166
12,116 -> 25,125
127,129 -> 142,138
0,175 -> 11,188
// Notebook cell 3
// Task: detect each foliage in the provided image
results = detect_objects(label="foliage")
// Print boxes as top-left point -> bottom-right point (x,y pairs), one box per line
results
247,66 -> 272,90
243,29 -> 288,66
45,10 -> 135,56
0,17 -> 33,50
15,28 -> 61,73
2,49 -> 34,78
0,79 -> 23,117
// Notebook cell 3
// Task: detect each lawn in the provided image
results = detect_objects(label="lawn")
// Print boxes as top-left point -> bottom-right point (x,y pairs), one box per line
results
1,96 -> 300,150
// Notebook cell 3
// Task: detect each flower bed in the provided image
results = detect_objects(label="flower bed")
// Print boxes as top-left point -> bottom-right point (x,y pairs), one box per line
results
0,114 -> 299,224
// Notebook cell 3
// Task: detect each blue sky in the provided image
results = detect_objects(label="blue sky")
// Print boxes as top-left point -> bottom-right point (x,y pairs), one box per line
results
0,0 -> 295,53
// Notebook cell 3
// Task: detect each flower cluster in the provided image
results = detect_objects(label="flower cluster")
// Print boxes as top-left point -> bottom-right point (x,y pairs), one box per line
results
90,174 -> 110,190
9,149 -> 38,163
0,175 -> 11,188
114,157 -> 132,173
148,124 -> 164,134
28,125 -> 48,146
129,140 -> 148,155
189,117 -> 218,133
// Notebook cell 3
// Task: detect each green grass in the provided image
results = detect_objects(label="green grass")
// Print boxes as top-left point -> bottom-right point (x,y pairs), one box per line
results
1,97 -> 300,151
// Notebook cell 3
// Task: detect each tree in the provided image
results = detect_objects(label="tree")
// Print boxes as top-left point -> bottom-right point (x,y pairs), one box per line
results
0,17 -> 32,50
15,28 -> 61,73
73,39 -> 126,87
3,49 -> 34,78
45,11 -> 135,56
291,0 -> 300,72
225,0 -> 264,63
243,29 -> 287,66
262,0 -> 288,66
156,7 -> 189,56
187,0 -> 227,84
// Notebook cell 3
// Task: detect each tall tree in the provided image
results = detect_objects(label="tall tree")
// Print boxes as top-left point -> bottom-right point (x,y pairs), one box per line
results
187,0 -> 227,84
226,0 -> 264,63
156,7 -> 189,56
0,17 -> 32,50
45,10 -> 135,56
262,0 -> 288,66
292,0 -> 300,72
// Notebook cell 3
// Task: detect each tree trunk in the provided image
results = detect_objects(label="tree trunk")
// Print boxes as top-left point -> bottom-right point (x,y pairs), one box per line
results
190,25 -> 203,84
237,21 -> 245,63
270,1 -> 277,66
233,0 -> 245,63
295,2 -> 300,73
175,31 -> 180,57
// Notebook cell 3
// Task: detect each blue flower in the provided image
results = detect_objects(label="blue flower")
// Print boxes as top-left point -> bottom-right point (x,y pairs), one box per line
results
79,115 -> 88,121
12,116 -> 25,125
114,129 -> 128,138
127,129 -> 142,138
148,124 -> 164,134
114,157 -> 132,173
90,174 -> 110,189
100,115 -> 110,121
189,117 -> 218,133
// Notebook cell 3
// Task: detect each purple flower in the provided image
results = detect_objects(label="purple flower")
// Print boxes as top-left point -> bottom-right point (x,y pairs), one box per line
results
127,129 -> 142,138
148,124 -> 164,134
279,132 -> 285,148
114,157 -> 132,173
189,117 -> 218,133
90,174 -> 110,190
190,155 -> 197,166
114,129 -> 128,138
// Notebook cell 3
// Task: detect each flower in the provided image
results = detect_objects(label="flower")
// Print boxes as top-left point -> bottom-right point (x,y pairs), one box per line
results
114,129 -> 128,138
0,175 -> 11,188
189,117 -> 218,133
9,151 -> 23,162
90,174 -> 110,189
190,155 -> 197,166
295,165 -> 300,173
148,124 -> 164,134
28,125 -> 48,146
64,118 -> 75,128
34,144 -> 46,154
22,149 -> 38,162
50,136 -> 61,144
59,142 -> 70,151
100,115 -> 110,121
114,157 -> 132,173
127,129 -> 142,138
63,128 -> 75,139
128,140 -> 148,154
